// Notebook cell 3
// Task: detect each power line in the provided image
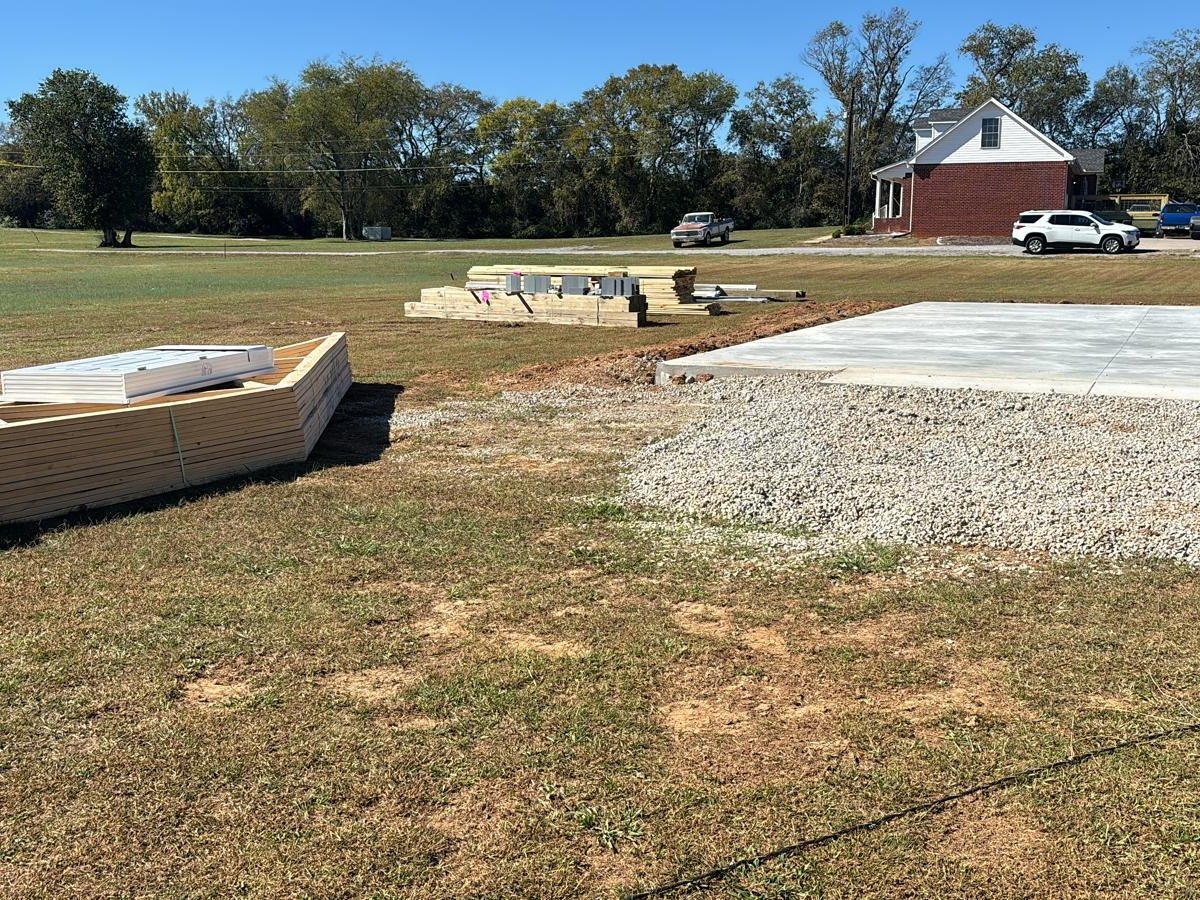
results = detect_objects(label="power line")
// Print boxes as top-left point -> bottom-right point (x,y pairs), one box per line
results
627,719 -> 1200,898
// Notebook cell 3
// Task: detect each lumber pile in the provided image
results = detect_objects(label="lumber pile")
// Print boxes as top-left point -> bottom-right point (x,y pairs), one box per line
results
407,286 -> 645,328
626,266 -> 707,315
464,265 -> 719,317
0,333 -> 351,525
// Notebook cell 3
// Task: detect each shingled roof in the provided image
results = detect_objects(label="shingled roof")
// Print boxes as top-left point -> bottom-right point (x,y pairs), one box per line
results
1070,148 -> 1107,174
912,107 -> 970,129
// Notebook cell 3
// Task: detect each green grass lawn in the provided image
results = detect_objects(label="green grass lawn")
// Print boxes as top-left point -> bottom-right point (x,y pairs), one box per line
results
2,227 -> 1200,897
5,224 -> 836,253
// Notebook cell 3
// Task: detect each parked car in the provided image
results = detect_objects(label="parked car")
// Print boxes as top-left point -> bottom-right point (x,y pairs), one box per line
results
1156,202 -> 1198,236
670,212 -> 734,247
1191,212 -> 1200,240
1126,202 -> 1161,234
1012,210 -> 1141,255
1072,199 -> 1133,226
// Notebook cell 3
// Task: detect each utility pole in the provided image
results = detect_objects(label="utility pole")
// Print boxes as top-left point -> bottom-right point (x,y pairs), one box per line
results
843,79 -> 857,229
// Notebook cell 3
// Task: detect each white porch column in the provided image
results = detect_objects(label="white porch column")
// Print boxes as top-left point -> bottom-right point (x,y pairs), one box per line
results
874,178 -> 882,220
887,181 -> 895,217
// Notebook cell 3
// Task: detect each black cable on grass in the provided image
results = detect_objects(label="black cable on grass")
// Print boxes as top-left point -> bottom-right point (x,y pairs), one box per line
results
627,720 -> 1200,899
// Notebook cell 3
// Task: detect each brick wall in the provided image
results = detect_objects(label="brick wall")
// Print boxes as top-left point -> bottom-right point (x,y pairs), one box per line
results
873,216 -> 908,233
910,161 -> 1071,237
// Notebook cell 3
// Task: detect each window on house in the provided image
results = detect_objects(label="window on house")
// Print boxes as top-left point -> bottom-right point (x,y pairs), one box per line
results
981,117 -> 1000,149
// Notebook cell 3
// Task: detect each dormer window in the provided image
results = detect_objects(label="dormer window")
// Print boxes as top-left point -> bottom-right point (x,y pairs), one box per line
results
981,117 -> 1000,149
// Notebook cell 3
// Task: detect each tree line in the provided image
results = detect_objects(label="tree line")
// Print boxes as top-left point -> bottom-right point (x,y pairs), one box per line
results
2,11 -> 1200,243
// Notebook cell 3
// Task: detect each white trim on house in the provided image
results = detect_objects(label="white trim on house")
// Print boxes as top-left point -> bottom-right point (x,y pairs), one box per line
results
870,160 -> 912,179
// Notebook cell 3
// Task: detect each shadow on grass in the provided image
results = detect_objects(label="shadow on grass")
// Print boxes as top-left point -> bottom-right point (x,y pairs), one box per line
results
0,382 -> 404,550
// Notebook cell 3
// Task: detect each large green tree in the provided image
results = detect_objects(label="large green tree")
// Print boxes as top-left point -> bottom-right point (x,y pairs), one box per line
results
805,8 -> 952,220
242,58 -> 424,240
7,69 -> 154,246
578,64 -> 738,233
957,23 -> 1089,144
1079,30 -> 1200,199
478,98 -> 586,236
728,76 -> 840,227
135,90 -> 290,235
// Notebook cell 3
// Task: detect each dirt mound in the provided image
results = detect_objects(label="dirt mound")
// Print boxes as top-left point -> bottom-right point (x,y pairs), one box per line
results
498,299 -> 893,389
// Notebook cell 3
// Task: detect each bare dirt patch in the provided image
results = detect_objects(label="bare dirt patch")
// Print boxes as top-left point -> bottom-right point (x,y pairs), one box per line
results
498,300 -> 894,390
661,698 -> 750,735
882,659 -> 1029,726
181,669 -> 251,707
320,665 -> 416,704
671,600 -> 733,638
741,626 -> 789,655
413,599 -> 475,642
500,630 -> 588,659
813,611 -> 920,653
939,801 -> 1050,876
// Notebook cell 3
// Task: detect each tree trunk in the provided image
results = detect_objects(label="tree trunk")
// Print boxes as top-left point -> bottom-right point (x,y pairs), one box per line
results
341,208 -> 362,241
120,228 -> 133,248
98,226 -> 119,248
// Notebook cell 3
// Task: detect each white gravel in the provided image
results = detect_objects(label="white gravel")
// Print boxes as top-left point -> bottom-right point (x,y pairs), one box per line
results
625,376 -> 1200,565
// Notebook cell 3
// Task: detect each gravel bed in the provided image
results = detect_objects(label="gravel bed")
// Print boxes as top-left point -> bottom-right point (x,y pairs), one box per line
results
626,376 -> 1200,565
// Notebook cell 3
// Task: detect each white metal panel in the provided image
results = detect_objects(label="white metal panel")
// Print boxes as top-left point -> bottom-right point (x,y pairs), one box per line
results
1,345 -> 275,404
917,104 -> 1069,165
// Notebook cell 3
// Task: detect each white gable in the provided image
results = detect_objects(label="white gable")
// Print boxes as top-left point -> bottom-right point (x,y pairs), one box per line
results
915,101 -> 1071,166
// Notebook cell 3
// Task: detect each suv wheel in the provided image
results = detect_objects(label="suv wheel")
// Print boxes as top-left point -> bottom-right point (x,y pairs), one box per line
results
1024,234 -> 1047,255
1100,235 -> 1123,255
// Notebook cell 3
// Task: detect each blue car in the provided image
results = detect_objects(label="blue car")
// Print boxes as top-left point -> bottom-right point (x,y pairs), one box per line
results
1157,202 -> 1198,236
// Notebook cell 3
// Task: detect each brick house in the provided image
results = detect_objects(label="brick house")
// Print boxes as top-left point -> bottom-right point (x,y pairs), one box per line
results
871,98 -> 1105,238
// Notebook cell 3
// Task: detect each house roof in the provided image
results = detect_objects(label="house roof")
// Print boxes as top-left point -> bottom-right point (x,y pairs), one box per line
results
913,107 -> 970,129
874,99 -> 1094,181
913,98 -> 1074,165
1069,148 -> 1107,174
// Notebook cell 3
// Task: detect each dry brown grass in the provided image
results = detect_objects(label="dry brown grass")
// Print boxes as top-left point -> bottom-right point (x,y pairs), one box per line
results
3,230 -> 1200,897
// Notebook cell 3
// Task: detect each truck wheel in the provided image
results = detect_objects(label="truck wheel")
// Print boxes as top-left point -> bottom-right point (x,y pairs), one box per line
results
1100,235 -> 1123,255
720,231 -> 729,244
1024,234 -> 1047,255
702,234 -> 711,246
672,241 -> 682,248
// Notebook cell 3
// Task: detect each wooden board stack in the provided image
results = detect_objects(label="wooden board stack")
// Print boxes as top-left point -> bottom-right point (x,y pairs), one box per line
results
463,265 -> 719,317
0,333 -> 352,525
626,266 -> 710,315
407,286 -> 645,328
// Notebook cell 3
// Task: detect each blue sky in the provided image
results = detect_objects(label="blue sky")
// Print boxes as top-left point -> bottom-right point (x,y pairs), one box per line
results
2,1 -> 1193,117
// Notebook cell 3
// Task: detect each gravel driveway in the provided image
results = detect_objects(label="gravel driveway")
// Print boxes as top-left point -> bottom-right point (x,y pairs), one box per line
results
627,376 -> 1200,564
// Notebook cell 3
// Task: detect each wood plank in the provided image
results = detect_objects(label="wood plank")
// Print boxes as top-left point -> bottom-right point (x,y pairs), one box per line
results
0,333 -> 352,525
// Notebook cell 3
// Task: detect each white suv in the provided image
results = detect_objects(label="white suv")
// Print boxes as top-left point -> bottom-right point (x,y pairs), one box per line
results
1012,210 -> 1141,255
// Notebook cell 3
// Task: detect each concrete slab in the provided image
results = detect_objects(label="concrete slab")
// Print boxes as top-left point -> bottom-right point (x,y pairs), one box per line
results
656,302 -> 1200,400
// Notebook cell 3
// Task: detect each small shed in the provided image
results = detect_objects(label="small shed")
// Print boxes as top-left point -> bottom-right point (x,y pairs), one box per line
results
362,226 -> 392,241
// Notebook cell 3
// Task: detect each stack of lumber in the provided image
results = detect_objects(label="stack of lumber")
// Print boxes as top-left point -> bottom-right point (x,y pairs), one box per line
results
0,333 -> 351,525
407,286 -> 645,328
464,264 -> 719,317
625,266 -> 710,315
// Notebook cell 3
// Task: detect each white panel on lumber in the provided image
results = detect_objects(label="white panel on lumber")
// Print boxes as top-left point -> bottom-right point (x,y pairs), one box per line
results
1,345 -> 275,404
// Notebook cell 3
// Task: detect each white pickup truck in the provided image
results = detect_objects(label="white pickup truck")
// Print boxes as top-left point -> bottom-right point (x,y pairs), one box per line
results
670,212 -> 734,247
